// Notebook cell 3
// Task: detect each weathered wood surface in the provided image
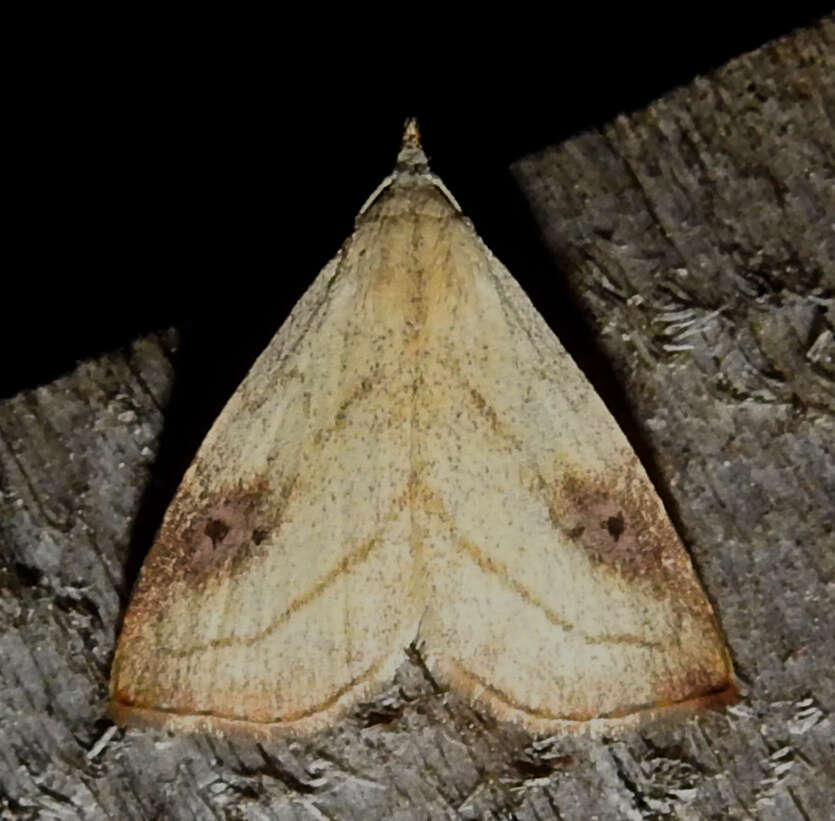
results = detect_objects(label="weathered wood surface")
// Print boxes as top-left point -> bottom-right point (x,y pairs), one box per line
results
1,16 -> 833,820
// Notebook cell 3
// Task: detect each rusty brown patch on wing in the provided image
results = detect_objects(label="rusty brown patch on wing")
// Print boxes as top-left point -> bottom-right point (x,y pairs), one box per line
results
123,474 -> 298,631
113,475 -> 297,654
164,481 -> 272,586
175,475 -> 295,586
547,463 -> 667,577
541,458 -> 705,606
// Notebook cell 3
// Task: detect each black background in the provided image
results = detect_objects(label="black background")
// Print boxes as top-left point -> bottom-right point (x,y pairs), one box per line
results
6,7 -> 831,404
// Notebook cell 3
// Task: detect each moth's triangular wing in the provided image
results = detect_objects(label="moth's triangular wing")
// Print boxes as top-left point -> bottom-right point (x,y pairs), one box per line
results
403,223 -> 733,729
110,186 -> 448,736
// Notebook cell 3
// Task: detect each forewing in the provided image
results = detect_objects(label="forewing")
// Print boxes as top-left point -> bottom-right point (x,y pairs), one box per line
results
111,222 -> 424,734
412,216 -> 732,729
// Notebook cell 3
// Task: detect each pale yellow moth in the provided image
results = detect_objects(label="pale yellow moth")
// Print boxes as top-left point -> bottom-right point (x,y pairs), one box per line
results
110,120 -> 735,739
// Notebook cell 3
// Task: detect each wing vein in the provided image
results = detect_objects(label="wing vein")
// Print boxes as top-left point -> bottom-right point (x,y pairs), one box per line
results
161,528 -> 392,658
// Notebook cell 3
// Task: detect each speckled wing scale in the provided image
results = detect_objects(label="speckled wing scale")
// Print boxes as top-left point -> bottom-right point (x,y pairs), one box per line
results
110,119 -> 735,739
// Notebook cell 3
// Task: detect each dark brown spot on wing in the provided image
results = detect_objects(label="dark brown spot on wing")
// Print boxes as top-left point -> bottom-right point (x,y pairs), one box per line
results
539,459 -> 711,611
545,462 -> 668,578
160,476 -> 292,587
604,513 -> 624,541
205,518 -> 230,544
120,474 -> 298,640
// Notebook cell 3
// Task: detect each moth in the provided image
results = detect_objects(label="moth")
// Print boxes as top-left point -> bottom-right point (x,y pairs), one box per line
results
111,119 -> 734,739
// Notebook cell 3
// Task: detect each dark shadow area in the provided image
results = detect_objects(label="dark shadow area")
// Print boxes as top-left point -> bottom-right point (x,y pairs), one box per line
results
5,7 -> 831,398
5,7 -> 831,595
